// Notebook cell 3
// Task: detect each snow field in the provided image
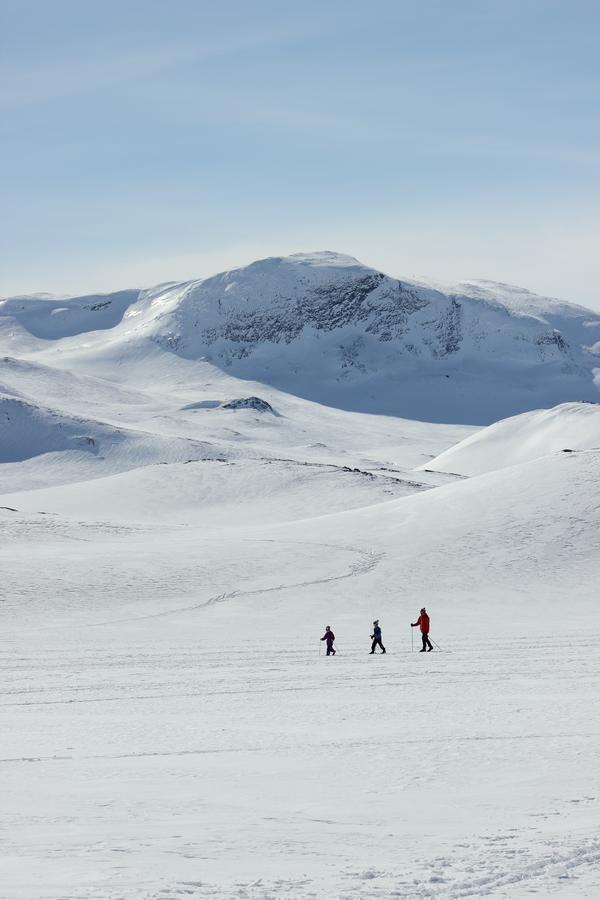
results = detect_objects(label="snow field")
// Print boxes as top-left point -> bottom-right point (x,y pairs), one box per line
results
2,441 -> 600,898
2,252 -> 600,898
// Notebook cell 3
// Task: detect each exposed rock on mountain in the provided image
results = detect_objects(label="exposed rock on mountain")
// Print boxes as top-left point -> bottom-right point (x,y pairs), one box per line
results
221,397 -> 275,413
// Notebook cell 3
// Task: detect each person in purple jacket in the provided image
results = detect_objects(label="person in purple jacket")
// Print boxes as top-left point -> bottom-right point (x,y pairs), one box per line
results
320,625 -> 336,655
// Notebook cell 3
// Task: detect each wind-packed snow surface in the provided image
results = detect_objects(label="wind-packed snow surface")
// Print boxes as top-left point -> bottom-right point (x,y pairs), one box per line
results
2,252 -> 600,899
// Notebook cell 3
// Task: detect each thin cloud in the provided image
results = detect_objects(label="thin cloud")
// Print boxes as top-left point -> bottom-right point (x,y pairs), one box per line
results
0,25 -> 317,109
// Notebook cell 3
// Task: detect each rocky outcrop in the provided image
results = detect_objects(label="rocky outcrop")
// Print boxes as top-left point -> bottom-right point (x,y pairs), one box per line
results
221,397 -> 275,413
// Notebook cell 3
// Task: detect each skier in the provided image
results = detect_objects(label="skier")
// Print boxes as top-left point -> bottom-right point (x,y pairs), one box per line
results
411,607 -> 433,652
320,625 -> 336,656
370,619 -> 386,654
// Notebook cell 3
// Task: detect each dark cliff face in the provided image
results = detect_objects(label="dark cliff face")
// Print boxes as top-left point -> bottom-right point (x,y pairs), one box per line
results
158,267 -> 449,356
155,263 -> 582,372
174,273 -> 432,348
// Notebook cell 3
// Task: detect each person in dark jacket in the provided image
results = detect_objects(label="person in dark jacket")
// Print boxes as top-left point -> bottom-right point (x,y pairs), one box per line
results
411,607 -> 433,652
370,619 -> 386,654
321,625 -> 336,655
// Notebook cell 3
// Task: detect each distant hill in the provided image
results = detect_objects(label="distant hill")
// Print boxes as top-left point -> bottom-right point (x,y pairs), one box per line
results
420,400 -> 600,475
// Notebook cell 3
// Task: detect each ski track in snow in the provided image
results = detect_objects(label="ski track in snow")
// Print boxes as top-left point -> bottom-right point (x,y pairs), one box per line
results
156,838 -> 600,899
85,540 -> 384,627
2,626 -> 600,899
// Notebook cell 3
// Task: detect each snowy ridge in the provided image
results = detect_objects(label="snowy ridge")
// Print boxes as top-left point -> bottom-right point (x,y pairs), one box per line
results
427,276 -> 598,321
422,400 -> 600,476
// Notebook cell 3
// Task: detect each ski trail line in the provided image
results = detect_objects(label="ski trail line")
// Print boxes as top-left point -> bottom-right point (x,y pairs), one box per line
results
87,539 -> 383,626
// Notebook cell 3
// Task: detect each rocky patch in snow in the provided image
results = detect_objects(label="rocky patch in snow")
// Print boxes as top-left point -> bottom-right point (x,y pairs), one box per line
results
221,397 -> 275,413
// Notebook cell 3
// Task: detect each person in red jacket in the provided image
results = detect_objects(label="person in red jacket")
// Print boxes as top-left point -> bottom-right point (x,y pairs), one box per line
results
411,607 -> 433,652
320,625 -> 336,656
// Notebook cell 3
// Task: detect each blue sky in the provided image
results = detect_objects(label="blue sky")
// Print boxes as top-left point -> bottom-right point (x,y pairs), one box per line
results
1,0 -> 599,307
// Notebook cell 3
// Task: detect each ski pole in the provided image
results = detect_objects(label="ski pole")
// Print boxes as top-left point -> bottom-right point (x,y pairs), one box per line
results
431,638 -> 445,652
319,641 -> 322,656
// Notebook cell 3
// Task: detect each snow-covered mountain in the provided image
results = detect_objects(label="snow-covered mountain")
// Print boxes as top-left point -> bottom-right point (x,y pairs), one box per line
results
2,251 -> 600,423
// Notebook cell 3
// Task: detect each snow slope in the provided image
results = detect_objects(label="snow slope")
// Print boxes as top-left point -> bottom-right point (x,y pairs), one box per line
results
0,391 -> 221,493
0,289 -> 139,341
422,400 -> 600,476
2,438 -> 599,899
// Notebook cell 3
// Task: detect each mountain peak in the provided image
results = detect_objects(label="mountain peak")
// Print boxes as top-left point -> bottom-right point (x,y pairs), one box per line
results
211,251 -> 373,284
285,250 -> 366,268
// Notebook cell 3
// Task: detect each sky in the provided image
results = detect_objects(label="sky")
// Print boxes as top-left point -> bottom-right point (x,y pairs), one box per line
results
1,0 -> 599,308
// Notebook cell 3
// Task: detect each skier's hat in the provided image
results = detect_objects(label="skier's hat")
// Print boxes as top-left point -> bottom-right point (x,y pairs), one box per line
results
373,619 -> 379,624
421,607 -> 426,612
